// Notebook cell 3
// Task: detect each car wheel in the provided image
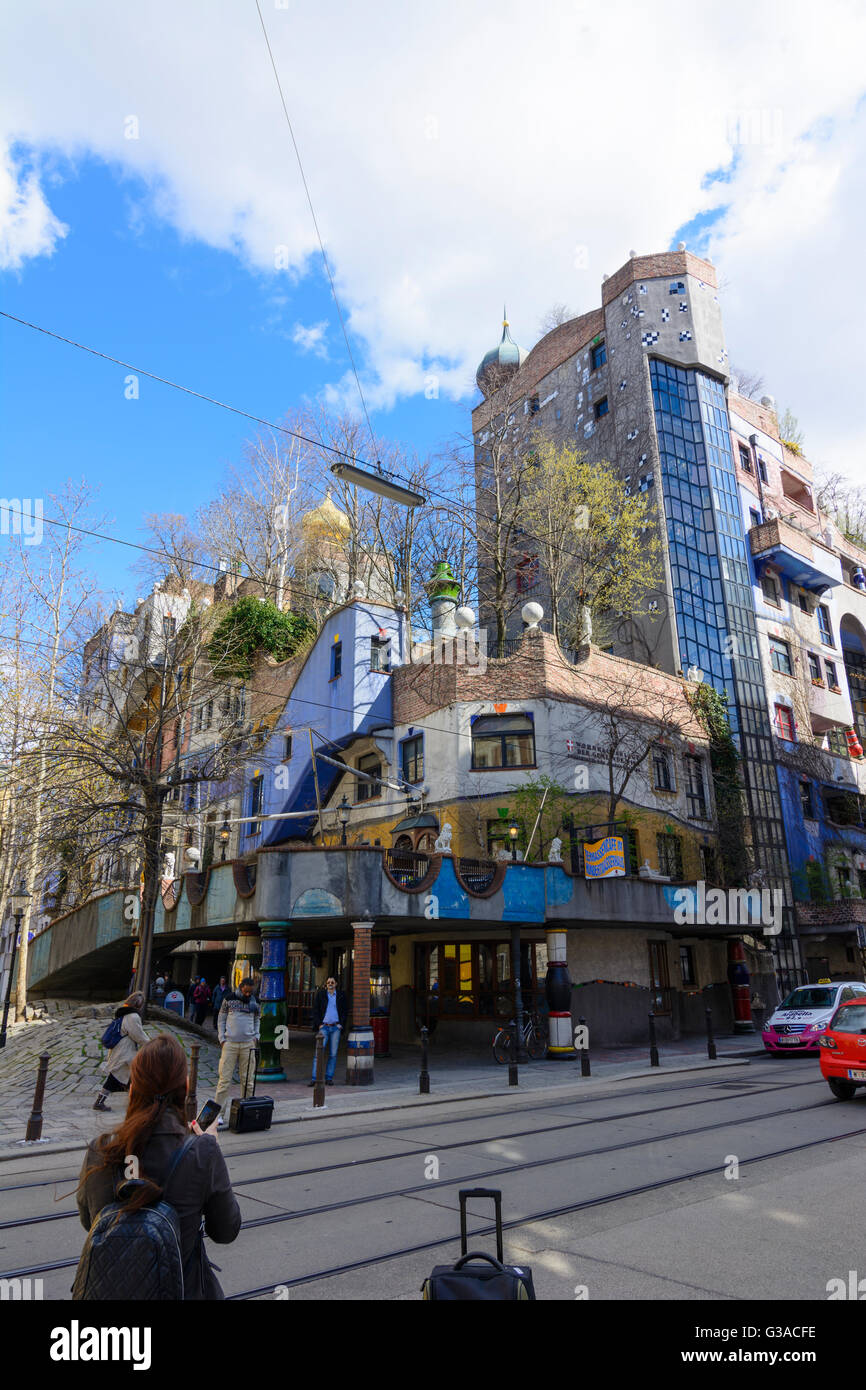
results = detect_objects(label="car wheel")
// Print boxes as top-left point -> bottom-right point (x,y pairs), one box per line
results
828,1078 -> 857,1100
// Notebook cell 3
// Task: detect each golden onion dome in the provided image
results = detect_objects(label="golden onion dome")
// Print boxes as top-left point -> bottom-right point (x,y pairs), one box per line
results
301,489 -> 352,541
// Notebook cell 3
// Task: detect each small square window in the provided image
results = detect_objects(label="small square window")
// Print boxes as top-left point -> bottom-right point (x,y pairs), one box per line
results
669,281 -> 686,295
594,397 -> 609,419
591,342 -> 607,370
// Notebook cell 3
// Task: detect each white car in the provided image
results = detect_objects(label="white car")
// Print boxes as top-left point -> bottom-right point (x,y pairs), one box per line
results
763,981 -> 866,1054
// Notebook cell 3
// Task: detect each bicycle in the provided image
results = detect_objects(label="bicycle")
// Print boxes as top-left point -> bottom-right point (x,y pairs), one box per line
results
492,1011 -> 548,1063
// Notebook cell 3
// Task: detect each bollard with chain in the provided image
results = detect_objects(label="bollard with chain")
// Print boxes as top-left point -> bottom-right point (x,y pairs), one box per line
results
25,1053 -> 50,1141
578,1016 -> 591,1077
508,1018 -> 519,1087
186,1042 -> 200,1122
648,1011 -> 660,1068
312,1029 -> 326,1108
705,1006 -> 717,1061
419,1025 -> 430,1094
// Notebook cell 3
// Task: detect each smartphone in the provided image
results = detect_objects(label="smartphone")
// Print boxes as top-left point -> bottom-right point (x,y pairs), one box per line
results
193,1099 -> 221,1133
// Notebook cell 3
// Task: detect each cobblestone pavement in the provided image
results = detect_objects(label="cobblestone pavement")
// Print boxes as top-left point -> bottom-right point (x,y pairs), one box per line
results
0,1006 -> 764,1156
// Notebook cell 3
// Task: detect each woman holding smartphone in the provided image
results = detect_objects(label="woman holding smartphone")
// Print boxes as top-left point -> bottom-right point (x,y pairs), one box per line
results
77,1033 -> 241,1299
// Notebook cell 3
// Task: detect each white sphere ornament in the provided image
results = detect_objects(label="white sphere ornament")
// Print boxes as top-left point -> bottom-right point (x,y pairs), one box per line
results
455,606 -> 476,630
521,602 -> 544,629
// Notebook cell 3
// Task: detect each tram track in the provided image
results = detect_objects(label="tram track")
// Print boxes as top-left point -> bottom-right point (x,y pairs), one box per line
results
1,1080 -> 860,1275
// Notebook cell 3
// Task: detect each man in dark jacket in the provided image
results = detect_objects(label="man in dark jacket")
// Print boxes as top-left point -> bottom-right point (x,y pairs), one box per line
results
309,977 -> 349,1087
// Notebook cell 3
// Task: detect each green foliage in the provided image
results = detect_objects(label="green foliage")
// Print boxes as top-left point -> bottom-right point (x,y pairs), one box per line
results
686,684 -> 748,886
505,774 -> 575,862
206,597 -> 315,680
778,407 -> 804,453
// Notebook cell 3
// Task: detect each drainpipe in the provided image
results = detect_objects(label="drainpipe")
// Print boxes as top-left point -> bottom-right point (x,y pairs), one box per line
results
749,433 -> 765,516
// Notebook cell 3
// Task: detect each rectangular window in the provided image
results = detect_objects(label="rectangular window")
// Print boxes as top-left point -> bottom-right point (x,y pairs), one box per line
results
284,733 -> 293,761
370,636 -> 390,672
355,752 -> 382,802
749,508 -> 761,529
798,591 -> 810,613
769,638 -> 792,676
248,776 -> 263,836
700,844 -> 719,885
758,457 -> 768,483
817,605 -> 834,646
400,734 -> 423,784
652,745 -> 674,791
808,652 -> 822,682
826,660 -> 839,689
515,554 -> 540,592
684,754 -> 708,818
738,444 -> 753,473
761,573 -> 781,607
594,397 -> 609,419
839,866 -> 852,898
529,394 -> 540,415
669,281 -> 686,295
471,714 -> 535,770
774,703 -> 795,740
590,342 -> 607,370
679,945 -> 696,987
800,780 -> 814,819
331,641 -> 342,679
657,833 -> 684,880
648,940 -> 672,1014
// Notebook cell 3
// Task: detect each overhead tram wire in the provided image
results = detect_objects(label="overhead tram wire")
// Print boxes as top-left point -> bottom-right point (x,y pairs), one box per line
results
0,311 -> 648,582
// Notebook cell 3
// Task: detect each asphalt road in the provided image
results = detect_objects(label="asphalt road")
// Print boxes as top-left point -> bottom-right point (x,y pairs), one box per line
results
3,1054 -> 865,1302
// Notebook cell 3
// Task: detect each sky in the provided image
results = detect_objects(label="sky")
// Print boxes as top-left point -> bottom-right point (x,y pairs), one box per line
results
1,0 -> 865,603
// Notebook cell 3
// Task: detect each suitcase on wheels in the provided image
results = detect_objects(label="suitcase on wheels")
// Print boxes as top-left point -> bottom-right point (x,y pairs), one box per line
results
228,1046 -> 274,1133
421,1188 -> 536,1300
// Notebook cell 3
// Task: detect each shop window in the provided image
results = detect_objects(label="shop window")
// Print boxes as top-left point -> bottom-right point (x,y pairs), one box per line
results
471,714 -> 535,769
679,945 -> 696,987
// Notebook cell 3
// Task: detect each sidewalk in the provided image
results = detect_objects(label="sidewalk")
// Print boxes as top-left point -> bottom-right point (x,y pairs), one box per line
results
0,1011 -> 762,1158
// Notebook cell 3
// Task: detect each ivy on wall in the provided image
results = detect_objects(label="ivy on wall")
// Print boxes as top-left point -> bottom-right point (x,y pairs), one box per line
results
206,597 -> 315,680
687,683 -> 748,886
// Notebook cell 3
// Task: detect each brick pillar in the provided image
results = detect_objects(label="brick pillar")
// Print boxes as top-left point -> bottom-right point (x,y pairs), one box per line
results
346,920 -> 374,1085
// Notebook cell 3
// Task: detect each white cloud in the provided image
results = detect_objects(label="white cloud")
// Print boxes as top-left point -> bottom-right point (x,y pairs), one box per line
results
291,320 -> 329,357
1,1 -> 866,476
0,143 -> 67,269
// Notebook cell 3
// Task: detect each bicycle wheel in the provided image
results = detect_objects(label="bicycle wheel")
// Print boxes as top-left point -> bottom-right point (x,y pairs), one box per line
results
493,1029 -> 512,1065
526,1025 -> 547,1060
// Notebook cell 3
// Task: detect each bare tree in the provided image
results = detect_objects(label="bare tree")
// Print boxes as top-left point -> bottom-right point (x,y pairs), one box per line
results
729,366 -> 766,401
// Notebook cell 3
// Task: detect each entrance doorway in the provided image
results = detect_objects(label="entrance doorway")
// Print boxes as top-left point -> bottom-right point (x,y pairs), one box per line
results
285,951 -> 316,1028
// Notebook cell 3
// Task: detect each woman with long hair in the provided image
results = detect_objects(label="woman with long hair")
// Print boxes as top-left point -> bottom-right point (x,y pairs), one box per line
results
93,991 -> 148,1112
77,1033 -> 241,1299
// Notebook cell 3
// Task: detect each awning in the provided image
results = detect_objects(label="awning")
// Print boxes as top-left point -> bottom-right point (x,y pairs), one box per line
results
391,813 -> 439,834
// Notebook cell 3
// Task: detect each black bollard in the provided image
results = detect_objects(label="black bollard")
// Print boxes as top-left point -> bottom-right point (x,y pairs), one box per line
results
419,1025 -> 430,1094
579,1016 -> 591,1077
648,1011 -> 660,1068
312,1029 -> 326,1108
508,1018 -> 518,1086
186,1041 -> 200,1123
705,1006 -> 717,1061
25,1053 -> 50,1141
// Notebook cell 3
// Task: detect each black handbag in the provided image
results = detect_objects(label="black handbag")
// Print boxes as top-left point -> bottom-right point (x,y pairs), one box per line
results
421,1189 -> 536,1300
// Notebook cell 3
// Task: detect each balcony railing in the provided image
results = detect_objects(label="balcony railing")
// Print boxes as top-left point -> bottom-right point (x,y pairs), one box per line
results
455,857 -> 498,893
382,848 -> 431,889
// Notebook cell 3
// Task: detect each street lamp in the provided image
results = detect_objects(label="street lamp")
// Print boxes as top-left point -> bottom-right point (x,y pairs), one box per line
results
509,820 -> 520,862
338,795 -> 350,847
1,879 -> 31,1047
219,814 -> 231,862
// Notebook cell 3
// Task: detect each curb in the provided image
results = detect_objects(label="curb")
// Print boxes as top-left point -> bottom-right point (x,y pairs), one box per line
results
0,1054 -> 751,1160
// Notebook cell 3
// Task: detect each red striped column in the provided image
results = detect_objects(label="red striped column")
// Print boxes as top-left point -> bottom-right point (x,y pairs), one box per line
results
346,920 -> 375,1085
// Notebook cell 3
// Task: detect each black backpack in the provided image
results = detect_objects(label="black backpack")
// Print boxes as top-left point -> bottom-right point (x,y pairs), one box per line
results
73,1136 -> 199,1301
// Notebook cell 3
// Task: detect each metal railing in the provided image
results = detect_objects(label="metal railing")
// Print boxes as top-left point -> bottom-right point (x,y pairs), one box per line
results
456,858 -> 498,893
383,848 -> 432,889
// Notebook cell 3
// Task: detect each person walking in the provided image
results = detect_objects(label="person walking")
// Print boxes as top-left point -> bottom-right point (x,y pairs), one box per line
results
308,977 -> 348,1087
193,977 -> 211,1026
214,978 -> 260,1128
152,973 -> 166,1005
211,977 -> 228,1030
93,992 -> 148,1112
77,1033 -> 241,1299
186,977 -> 198,1021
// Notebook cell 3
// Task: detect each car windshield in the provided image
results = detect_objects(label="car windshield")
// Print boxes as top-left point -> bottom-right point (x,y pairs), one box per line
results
830,1005 -> 866,1034
778,987 -> 836,1011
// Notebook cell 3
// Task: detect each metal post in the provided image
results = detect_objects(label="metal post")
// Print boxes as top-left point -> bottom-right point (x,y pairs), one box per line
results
508,1017 -> 518,1087
186,1042 -> 200,1122
313,1029 -> 326,1108
705,1006 -> 717,1061
0,915 -> 21,1048
579,1016 -> 591,1077
419,1025 -> 430,1094
511,924 -> 527,1063
648,1011 -> 659,1068
25,1053 -> 50,1141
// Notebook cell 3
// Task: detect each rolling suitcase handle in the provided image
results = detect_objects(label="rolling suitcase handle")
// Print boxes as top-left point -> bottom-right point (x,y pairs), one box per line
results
245,1043 -> 259,1100
459,1188 -> 503,1263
